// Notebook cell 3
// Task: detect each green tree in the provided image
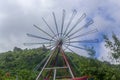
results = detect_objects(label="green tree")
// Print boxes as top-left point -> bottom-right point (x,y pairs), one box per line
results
103,33 -> 120,63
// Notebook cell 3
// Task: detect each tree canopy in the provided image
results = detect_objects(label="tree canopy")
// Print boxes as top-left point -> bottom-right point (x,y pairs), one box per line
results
103,33 -> 120,63
0,47 -> 120,80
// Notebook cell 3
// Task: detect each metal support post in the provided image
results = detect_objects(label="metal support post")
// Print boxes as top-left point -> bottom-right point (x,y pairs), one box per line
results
53,69 -> 56,80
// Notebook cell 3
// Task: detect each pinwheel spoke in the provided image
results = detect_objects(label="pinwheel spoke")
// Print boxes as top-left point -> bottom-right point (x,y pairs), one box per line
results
66,39 -> 99,43
26,33 -> 54,41
52,12 -> 59,37
33,24 -> 55,40
66,29 -> 98,41
63,9 -> 77,36
23,42 -> 51,46
67,19 -> 93,38
64,13 -> 86,37
42,17 -> 56,39
61,9 -> 66,37
65,43 -> 87,51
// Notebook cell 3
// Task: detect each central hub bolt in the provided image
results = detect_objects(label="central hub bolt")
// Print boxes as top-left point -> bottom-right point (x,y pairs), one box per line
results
58,39 -> 63,46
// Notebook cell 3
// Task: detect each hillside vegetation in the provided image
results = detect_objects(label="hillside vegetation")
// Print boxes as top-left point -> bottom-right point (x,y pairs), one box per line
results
0,47 -> 120,80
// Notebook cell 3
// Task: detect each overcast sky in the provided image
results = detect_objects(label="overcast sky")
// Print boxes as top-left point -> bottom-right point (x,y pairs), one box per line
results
0,0 -> 120,62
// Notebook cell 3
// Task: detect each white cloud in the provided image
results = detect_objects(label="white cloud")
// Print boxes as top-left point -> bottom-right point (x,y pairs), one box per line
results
0,0 -> 120,64
98,39 -> 120,64
98,41 -> 109,61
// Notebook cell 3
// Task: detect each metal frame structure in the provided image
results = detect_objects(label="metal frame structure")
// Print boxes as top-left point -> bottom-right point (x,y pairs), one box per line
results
24,9 -> 98,80
36,42 -> 75,80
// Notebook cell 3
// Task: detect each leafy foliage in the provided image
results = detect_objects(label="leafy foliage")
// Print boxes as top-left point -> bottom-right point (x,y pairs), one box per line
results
0,47 -> 120,80
103,33 -> 120,63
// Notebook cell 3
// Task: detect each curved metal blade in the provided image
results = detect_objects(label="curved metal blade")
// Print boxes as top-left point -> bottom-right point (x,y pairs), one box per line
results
52,12 -> 59,37
23,42 -> 51,46
61,9 -> 66,36
33,24 -> 54,39
65,13 -> 86,37
42,17 -> 56,38
66,39 -> 99,43
63,9 -> 77,36
65,43 -> 87,51
63,45 -> 75,54
67,29 -> 98,41
26,33 -> 54,41
67,19 -> 93,38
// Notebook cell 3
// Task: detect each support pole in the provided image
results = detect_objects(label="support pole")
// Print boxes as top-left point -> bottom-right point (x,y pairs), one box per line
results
53,69 -> 56,80
61,48 -> 75,78
36,48 -> 56,80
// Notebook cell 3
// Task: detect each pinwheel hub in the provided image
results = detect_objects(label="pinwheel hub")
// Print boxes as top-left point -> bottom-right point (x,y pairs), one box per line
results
55,37 -> 65,46
56,38 -> 64,46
